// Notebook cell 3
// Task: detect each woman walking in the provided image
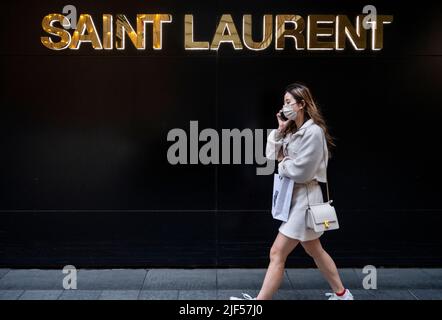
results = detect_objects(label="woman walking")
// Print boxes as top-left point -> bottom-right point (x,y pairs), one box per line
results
231,82 -> 353,300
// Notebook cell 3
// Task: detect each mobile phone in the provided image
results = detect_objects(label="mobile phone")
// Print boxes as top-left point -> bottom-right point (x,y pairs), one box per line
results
279,110 -> 288,121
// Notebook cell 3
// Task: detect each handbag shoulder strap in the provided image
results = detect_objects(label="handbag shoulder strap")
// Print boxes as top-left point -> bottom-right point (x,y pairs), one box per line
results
305,129 -> 330,205
322,130 -> 330,202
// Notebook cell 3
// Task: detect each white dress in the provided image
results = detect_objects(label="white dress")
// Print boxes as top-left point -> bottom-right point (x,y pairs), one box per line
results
266,119 -> 328,242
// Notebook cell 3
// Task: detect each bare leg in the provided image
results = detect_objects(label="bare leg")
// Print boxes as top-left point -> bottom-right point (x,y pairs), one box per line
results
301,238 -> 345,293
257,232 -> 300,300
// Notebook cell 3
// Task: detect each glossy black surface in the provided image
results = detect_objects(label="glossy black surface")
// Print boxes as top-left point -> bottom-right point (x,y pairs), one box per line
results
0,0 -> 441,267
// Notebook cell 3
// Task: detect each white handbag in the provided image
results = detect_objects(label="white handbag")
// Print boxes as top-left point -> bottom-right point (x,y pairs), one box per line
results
305,134 -> 339,232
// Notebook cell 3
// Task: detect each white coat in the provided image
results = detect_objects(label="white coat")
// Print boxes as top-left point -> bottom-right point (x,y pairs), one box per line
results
266,118 -> 328,241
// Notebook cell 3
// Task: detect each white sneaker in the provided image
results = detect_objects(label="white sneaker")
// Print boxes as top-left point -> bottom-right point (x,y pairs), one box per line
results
325,289 -> 354,300
229,293 -> 257,300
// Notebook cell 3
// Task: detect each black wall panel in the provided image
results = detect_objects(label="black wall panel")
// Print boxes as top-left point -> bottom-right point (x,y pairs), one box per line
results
0,0 -> 441,267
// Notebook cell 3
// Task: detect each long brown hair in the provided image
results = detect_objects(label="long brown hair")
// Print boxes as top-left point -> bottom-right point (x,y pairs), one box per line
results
282,82 -> 336,152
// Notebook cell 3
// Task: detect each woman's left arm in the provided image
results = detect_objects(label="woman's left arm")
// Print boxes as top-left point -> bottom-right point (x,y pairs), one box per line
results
278,126 -> 324,183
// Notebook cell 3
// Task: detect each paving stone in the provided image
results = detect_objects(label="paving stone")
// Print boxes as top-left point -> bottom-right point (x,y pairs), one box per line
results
76,269 -> 147,290
364,289 -> 417,300
0,269 -> 10,279
19,290 -> 63,300
0,290 -> 24,300
0,268 -> 439,300
143,269 -> 216,290
99,290 -> 140,300
420,269 -> 442,282
217,290 -> 260,300
285,268 -> 359,289
58,290 -> 102,300
410,289 -> 442,300
178,290 -> 217,300
217,269 -> 291,290
139,290 -> 179,300
0,269 -> 65,290
353,268 -> 438,289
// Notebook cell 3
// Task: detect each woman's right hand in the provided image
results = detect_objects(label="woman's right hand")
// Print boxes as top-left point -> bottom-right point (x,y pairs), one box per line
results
277,149 -> 284,162
276,110 -> 290,132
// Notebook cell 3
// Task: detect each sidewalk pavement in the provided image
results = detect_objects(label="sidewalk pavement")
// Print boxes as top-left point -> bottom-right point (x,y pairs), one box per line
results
0,268 -> 441,300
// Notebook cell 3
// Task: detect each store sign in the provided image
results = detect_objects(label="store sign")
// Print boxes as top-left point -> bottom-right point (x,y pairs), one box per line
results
41,12 -> 393,51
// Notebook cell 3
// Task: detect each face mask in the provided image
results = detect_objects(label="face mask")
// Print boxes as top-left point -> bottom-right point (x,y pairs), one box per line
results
282,103 -> 297,120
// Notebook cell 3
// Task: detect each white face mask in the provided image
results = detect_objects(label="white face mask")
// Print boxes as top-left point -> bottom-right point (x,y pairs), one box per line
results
282,102 -> 297,120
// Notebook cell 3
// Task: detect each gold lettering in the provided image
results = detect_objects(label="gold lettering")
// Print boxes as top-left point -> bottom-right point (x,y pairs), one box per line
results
211,14 -> 243,50
139,14 -> 172,50
184,14 -> 209,50
336,15 -> 366,50
41,14 -> 71,50
70,14 -> 102,49
243,14 -> 273,50
307,15 -> 335,50
275,15 -> 305,50
371,15 -> 394,50
115,14 -> 171,50
115,14 -> 138,49
103,14 -> 113,50
39,13 -> 394,52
